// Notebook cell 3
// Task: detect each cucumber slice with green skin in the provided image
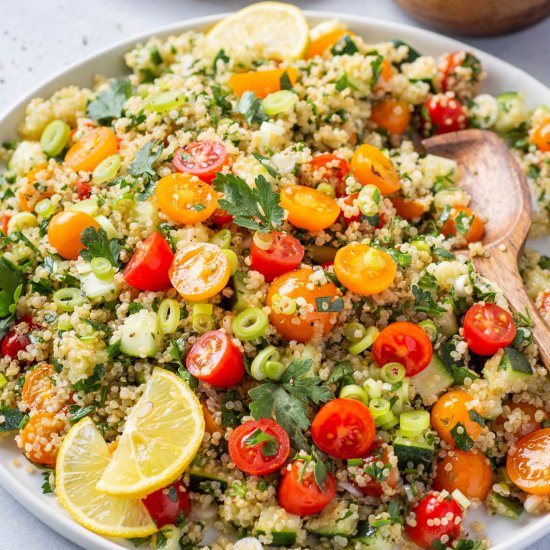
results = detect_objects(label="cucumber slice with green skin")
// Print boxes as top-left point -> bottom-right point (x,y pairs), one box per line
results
188,466 -> 229,492
487,492 -> 523,519
352,522 -> 394,549
499,347 -> 533,379
0,408 -> 26,433
232,271 -> 254,313
254,506 -> 300,546
411,354 -> 454,406
392,431 -> 434,469
306,501 -> 358,537
119,309 -> 162,358
494,92 -> 528,133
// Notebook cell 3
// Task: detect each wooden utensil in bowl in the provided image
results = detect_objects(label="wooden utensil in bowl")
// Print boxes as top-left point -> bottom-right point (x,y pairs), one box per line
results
423,129 -> 550,369
394,0 -> 550,36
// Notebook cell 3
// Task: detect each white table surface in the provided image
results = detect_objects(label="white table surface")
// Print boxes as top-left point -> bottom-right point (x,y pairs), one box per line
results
0,1 -> 549,549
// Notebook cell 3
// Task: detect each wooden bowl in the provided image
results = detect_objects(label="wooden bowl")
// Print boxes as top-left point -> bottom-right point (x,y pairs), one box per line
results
394,0 -> 550,36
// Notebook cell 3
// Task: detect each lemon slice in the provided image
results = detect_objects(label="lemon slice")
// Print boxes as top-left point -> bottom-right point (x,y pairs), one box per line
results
207,2 -> 309,61
56,417 -> 157,538
96,367 -> 204,498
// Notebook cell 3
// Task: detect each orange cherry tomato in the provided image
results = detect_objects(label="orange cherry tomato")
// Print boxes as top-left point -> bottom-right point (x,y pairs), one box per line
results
267,268 -> 340,342
334,243 -> 396,296
202,403 -> 223,435
391,197 -> 427,219
441,205 -> 485,243
22,364 -> 55,412
434,449 -> 493,500
507,428 -> 550,495
309,153 -> 351,197
379,59 -> 393,82
351,144 -> 401,195
156,172 -> 218,225
229,68 -> 298,98
169,242 -> 230,301
431,390 -> 483,447
305,30 -> 352,59
531,118 -> 550,152
280,184 -> 340,232
20,412 -> 67,467
64,127 -> 118,172
19,163 -> 51,212
496,401 -> 546,440
47,211 -> 100,260
370,99 -> 411,135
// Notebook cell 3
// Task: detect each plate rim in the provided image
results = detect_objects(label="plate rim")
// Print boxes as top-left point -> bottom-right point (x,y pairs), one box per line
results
0,9 -> 549,550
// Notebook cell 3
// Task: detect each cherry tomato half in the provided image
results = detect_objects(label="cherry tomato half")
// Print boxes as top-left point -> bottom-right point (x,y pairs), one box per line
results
47,211 -> 100,260
65,127 -> 118,172
351,144 -> 401,195
391,197 -> 427,220
406,492 -> 463,549
372,321 -> 432,377
463,303 -> 516,356
440,51 -> 465,92
310,153 -> 351,197
186,330 -> 244,388
22,364 -> 55,412
353,443 -> 399,496
229,419 -> 290,476
507,428 -> 550,495
249,231 -> 304,283
312,398 -> 375,459
1,315 -> 35,361
496,400 -> 547,440
229,68 -> 298,98
440,205 -> 484,243
75,178 -> 91,200
370,99 -> 411,135
305,30 -> 350,59
210,208 -> 234,227
434,449 -> 493,501
124,232 -> 174,292
142,481 -> 192,528
169,242 -> 230,301
278,460 -> 337,517
173,141 -> 228,184
422,93 -> 468,135
532,118 -> 550,152
20,412 -> 67,467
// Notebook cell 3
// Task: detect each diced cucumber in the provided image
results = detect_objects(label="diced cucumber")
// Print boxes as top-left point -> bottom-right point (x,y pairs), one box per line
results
151,524 -> 182,550
392,430 -> 434,469
79,270 -> 119,302
487,491 -> 523,519
131,199 -> 159,227
68,197 -> 99,217
0,408 -> 26,433
494,92 -> 528,133
411,354 -> 454,406
254,506 -> 300,546
188,465 -> 229,492
306,500 -> 358,537
352,522 -> 394,549
232,271 -> 254,313
499,347 -> 533,379
95,215 -> 122,239
119,310 -> 162,358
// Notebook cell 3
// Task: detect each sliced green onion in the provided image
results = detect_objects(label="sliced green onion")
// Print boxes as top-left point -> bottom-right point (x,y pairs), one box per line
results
264,361 -> 285,380
369,398 -> 391,418
357,184 -> 381,216
0,372 -> 7,388
210,229 -> 232,249
53,288 -> 83,312
158,298 -> 180,334
68,197 -> 99,217
419,319 -> 438,342
223,249 -> 238,275
34,198 -> 55,219
57,315 -> 73,331
380,362 -> 406,384
343,322 -> 367,343
399,410 -> 430,438
145,90 -> 186,113
92,154 -> 121,185
112,192 -> 134,209
348,326 -> 379,355
270,293 -> 296,315
262,90 -> 297,116
339,384 -> 369,405
410,239 -> 431,254
363,378 -> 382,399
192,303 -> 213,334
40,120 -> 70,156
7,212 -> 38,234
90,257 -> 113,279
378,411 -> 399,430
316,183 -> 336,198
253,231 -> 273,251
452,488 -> 471,510
232,307 -> 268,341
251,346 -> 283,381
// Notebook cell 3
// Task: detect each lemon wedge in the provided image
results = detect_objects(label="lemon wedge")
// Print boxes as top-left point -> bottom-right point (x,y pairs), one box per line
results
55,417 -> 157,538
96,367 -> 204,498
206,2 -> 309,61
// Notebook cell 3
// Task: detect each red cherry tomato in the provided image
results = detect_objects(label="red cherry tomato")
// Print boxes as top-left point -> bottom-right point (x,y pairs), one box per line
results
406,492 -> 463,548
123,232 -> 174,292
310,153 -> 351,197
463,303 -> 516,356
372,321 -> 433,376
311,398 -> 375,459
441,51 -> 464,92
229,418 -> 290,476
422,93 -> 468,135
173,140 -> 228,184
278,460 -> 337,517
354,442 -> 400,496
75,178 -> 91,200
210,208 -> 234,227
249,232 -> 305,283
186,330 -> 244,388
1,316 -> 36,361
142,480 -> 191,528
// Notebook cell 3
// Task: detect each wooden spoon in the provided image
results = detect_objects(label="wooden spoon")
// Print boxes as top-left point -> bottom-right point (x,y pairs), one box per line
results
422,129 -> 550,368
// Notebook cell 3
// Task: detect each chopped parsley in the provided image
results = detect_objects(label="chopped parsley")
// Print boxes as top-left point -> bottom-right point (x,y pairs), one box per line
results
72,364 -> 105,393
330,34 -> 359,56
245,428 -> 278,457
80,227 -> 121,267
41,471 -> 54,494
450,422 -> 475,451
212,48 -> 230,71
279,70 -> 294,91
0,256 -> 23,339
251,152 -> 278,177
468,410 -> 486,427
87,79 -> 132,123
236,91 -> 268,125
315,295 -> 344,312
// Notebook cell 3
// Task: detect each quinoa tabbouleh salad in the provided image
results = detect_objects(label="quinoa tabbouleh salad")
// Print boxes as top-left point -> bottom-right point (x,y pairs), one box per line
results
1,2 -> 550,549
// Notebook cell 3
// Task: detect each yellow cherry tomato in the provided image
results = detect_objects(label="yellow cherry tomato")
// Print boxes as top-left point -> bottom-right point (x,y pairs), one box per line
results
370,99 -> 411,135
156,172 -> 219,225
305,30 -> 351,59
229,68 -> 298,98
19,163 -> 51,212
64,127 -> 118,172
531,118 -> 550,152
280,184 -> 340,232
351,144 -> 401,195
20,412 -> 67,467
391,197 -> 428,220
169,242 -> 230,301
334,243 -> 396,296
22,364 -> 55,412
48,211 -> 100,260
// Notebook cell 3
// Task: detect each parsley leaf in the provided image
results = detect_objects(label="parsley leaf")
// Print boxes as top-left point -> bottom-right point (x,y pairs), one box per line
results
41,471 -> 54,494
468,410 -> 486,427
213,173 -> 284,233
80,227 -> 120,267
245,428 -> 278,457
128,140 -> 162,180
212,49 -> 230,71
72,364 -> 105,392
331,35 -> 359,56
326,361 -> 354,385
315,296 -> 344,312
0,256 -> 23,339
87,79 -> 132,123
236,91 -> 268,125
252,152 -> 278,178
450,422 -> 474,451
314,459 -> 328,491
335,72 -> 356,92
369,54 -> 384,87
411,272 -> 446,316
279,70 -> 294,91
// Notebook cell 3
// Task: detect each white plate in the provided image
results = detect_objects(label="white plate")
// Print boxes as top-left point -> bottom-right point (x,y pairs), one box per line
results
1,10 -> 549,550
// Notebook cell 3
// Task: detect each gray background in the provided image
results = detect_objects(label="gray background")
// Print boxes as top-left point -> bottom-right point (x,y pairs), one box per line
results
0,1 -> 549,549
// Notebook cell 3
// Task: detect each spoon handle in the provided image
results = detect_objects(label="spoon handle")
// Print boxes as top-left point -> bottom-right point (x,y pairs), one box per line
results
473,251 -> 550,370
